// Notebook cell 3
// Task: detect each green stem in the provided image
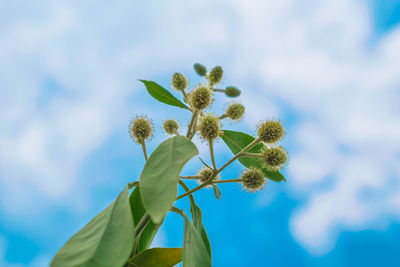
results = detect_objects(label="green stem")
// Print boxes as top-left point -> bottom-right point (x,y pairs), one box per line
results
241,152 -> 263,158
213,178 -> 242,184
141,141 -> 148,161
170,206 -> 187,219
134,214 -> 151,240
179,175 -> 201,179
176,138 -> 262,200
176,183 -> 209,200
199,157 -> 213,170
131,213 -> 151,256
219,114 -> 228,119
216,137 -> 262,174
186,110 -> 199,138
182,89 -> 189,103
209,140 -> 217,170
213,88 -> 226,93
128,181 -> 139,189
178,180 -> 195,206
189,110 -> 202,139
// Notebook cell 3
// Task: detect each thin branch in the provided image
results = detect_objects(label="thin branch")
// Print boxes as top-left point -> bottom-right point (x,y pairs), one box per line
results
189,110 -> 202,139
132,213 -> 151,256
213,178 -> 242,184
199,157 -> 213,170
241,152 -> 263,158
181,89 -> 189,103
141,141 -> 148,161
213,88 -> 226,93
209,140 -> 217,170
219,114 -> 228,120
128,181 -> 139,189
179,175 -> 201,180
176,183 -> 209,200
170,206 -> 187,219
176,138 -> 262,201
134,213 -> 151,237
186,110 -> 199,138
217,137 -> 262,174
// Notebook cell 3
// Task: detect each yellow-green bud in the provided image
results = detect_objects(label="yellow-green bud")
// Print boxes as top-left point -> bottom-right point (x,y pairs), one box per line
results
262,147 -> 288,171
189,86 -> 212,110
257,120 -> 285,143
208,66 -> 223,86
194,63 -> 207,76
225,103 -> 245,121
198,114 -> 221,141
129,116 -> 153,143
199,168 -> 214,183
171,72 -> 188,91
241,167 -> 266,192
163,119 -> 179,135
225,86 -> 241,98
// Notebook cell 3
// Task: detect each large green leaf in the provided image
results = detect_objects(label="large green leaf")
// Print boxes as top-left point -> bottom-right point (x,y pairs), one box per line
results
139,80 -> 190,110
129,187 -> 159,252
181,211 -> 212,267
128,247 -> 182,267
51,186 -> 134,267
140,136 -> 198,223
221,130 -> 286,182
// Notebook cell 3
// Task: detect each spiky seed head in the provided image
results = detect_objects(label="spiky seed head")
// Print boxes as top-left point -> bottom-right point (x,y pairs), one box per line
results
188,86 -> 212,110
257,120 -> 285,143
208,66 -> 223,86
225,86 -> 241,98
241,167 -> 266,192
226,103 -> 245,121
194,63 -> 207,76
163,119 -> 179,135
171,72 -> 188,91
129,116 -> 153,143
198,114 -> 221,141
262,147 -> 288,171
199,168 -> 214,183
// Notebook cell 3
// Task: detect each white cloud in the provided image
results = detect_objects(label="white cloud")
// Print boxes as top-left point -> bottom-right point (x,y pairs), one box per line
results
227,0 -> 400,254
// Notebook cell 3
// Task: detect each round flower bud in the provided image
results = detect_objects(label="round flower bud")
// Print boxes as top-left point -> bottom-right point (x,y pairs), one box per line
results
257,120 -> 285,143
225,86 -> 241,98
208,66 -> 223,86
163,119 -> 179,135
171,72 -> 188,91
225,103 -> 245,121
198,114 -> 221,141
129,116 -> 153,143
199,168 -> 214,183
189,86 -> 212,110
241,167 -> 266,192
262,147 -> 288,171
194,63 -> 207,76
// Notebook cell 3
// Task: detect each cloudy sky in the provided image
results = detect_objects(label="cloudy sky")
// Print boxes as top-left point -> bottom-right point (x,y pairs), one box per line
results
1,0 -> 400,266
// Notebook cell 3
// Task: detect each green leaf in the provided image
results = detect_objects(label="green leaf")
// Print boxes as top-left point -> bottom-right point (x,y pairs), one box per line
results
51,186 -> 134,267
221,130 -> 286,182
180,211 -> 212,267
129,187 -> 159,252
139,80 -> 190,110
191,203 -> 212,259
128,247 -> 182,267
140,136 -> 198,223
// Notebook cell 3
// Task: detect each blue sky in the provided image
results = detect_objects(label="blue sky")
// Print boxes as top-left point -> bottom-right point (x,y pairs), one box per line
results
1,0 -> 400,266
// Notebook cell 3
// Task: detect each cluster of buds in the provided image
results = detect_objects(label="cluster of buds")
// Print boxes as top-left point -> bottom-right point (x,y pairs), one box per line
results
129,63 -> 288,196
239,120 -> 287,192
